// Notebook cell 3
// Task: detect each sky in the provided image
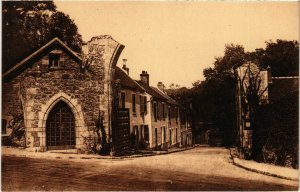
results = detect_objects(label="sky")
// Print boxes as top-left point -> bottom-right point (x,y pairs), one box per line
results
55,1 -> 298,88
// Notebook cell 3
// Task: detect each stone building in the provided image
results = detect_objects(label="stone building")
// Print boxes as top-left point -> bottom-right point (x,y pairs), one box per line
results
2,36 -> 124,152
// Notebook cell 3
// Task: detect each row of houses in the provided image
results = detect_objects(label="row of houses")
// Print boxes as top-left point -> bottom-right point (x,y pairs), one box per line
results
114,61 -> 192,151
2,35 -> 192,154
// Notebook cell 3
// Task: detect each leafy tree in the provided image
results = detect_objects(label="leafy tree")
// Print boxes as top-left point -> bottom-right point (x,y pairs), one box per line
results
189,40 -> 298,147
2,1 -> 82,72
258,40 -> 299,77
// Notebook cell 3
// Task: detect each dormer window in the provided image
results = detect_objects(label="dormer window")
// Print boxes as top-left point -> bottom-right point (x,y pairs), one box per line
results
49,50 -> 62,68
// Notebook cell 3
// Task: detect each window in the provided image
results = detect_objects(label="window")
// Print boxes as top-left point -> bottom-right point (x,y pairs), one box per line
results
168,107 -> 171,122
176,128 -> 178,143
161,127 -> 163,144
153,102 -> 157,122
170,129 -> 172,145
175,107 -> 178,124
134,125 -> 139,142
140,95 -> 143,114
49,53 -> 61,68
163,126 -> 166,143
132,94 -> 136,114
140,96 -> 148,115
162,103 -> 165,121
121,92 -> 126,108
156,102 -> 159,121
144,96 -> 147,114
2,119 -> 7,135
155,128 -> 158,146
144,125 -> 149,143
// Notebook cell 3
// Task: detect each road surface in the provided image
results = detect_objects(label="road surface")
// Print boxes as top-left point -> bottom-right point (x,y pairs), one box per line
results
2,147 -> 298,191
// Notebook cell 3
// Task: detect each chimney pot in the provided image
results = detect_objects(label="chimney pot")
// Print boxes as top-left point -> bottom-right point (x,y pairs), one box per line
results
122,59 -> 129,75
140,70 -> 149,85
157,82 -> 165,92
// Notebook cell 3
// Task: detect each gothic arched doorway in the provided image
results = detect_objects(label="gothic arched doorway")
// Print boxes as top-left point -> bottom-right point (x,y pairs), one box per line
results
46,101 -> 76,149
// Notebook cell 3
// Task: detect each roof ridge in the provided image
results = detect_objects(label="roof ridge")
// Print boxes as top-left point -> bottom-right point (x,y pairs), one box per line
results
115,67 -> 145,92
3,37 -> 82,79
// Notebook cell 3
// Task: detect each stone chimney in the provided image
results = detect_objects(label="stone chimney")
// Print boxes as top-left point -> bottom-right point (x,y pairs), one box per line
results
122,59 -> 129,75
157,82 -> 165,92
140,71 -> 149,85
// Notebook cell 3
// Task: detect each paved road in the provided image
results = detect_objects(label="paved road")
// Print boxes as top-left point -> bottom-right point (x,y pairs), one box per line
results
2,147 -> 298,191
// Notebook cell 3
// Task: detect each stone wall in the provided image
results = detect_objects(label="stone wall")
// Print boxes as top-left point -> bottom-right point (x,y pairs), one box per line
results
83,35 -> 124,146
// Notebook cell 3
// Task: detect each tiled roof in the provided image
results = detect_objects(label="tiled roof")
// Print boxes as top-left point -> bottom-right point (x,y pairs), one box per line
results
115,67 -> 145,92
269,77 -> 299,103
136,81 -> 167,101
151,87 -> 178,105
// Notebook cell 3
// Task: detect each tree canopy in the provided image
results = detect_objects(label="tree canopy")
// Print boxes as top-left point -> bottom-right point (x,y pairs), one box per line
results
2,1 -> 82,72
174,40 -> 298,146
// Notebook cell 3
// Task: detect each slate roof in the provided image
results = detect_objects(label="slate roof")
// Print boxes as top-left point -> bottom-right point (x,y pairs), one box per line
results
151,87 -> 178,105
136,81 -> 167,101
268,77 -> 299,103
115,67 -> 145,92
3,37 -> 82,80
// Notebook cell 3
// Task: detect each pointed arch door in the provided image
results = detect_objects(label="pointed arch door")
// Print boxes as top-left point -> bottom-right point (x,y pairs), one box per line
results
46,101 -> 76,149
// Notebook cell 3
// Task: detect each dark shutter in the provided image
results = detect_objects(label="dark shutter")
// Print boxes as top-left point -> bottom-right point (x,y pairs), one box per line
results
140,95 -> 143,115
144,96 -> 147,114
132,94 -> 136,113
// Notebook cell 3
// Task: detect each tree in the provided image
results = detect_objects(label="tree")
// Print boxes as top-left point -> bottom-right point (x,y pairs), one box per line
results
236,62 -> 269,158
257,40 -> 299,77
48,11 -> 82,52
192,44 -> 247,146
190,40 -> 298,147
2,1 -> 82,72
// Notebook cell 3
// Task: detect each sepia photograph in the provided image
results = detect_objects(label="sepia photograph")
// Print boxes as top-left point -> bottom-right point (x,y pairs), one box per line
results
1,0 -> 299,191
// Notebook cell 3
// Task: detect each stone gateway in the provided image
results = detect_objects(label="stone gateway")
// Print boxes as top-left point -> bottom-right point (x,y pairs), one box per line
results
2,36 -> 124,153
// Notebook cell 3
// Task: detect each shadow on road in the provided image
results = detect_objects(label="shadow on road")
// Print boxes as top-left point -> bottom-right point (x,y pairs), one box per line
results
2,156 -> 297,191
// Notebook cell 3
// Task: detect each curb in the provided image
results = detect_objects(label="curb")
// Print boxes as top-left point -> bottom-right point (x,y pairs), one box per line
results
112,146 -> 195,159
229,148 -> 298,181
2,146 -> 195,161
232,159 -> 298,181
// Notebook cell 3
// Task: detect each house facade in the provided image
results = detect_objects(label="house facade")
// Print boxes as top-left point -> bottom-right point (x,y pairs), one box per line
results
2,36 -> 124,152
114,65 -> 150,149
155,84 -> 193,148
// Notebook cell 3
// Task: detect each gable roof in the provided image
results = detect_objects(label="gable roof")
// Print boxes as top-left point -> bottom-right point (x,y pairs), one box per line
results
115,67 -> 145,92
136,81 -> 167,101
3,37 -> 82,80
151,87 -> 178,105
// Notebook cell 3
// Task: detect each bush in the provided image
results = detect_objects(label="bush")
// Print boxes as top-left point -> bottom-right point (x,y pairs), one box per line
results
253,91 -> 298,168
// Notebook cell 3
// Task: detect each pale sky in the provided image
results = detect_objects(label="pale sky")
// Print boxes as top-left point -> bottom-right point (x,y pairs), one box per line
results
55,1 -> 298,88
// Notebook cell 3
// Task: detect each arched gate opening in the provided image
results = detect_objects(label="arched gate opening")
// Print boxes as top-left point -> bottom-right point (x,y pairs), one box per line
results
46,100 -> 76,149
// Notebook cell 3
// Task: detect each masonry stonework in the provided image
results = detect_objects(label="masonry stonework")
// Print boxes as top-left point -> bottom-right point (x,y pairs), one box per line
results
2,36 -> 124,152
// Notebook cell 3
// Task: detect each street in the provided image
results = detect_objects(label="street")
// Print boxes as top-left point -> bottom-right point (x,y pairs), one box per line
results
2,147 -> 298,191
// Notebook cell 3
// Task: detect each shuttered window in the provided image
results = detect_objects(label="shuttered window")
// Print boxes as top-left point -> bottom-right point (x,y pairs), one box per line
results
144,96 -> 147,114
162,103 -> 165,121
132,94 -> 136,114
153,102 -> 157,122
121,92 -> 126,108
140,95 -> 143,115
